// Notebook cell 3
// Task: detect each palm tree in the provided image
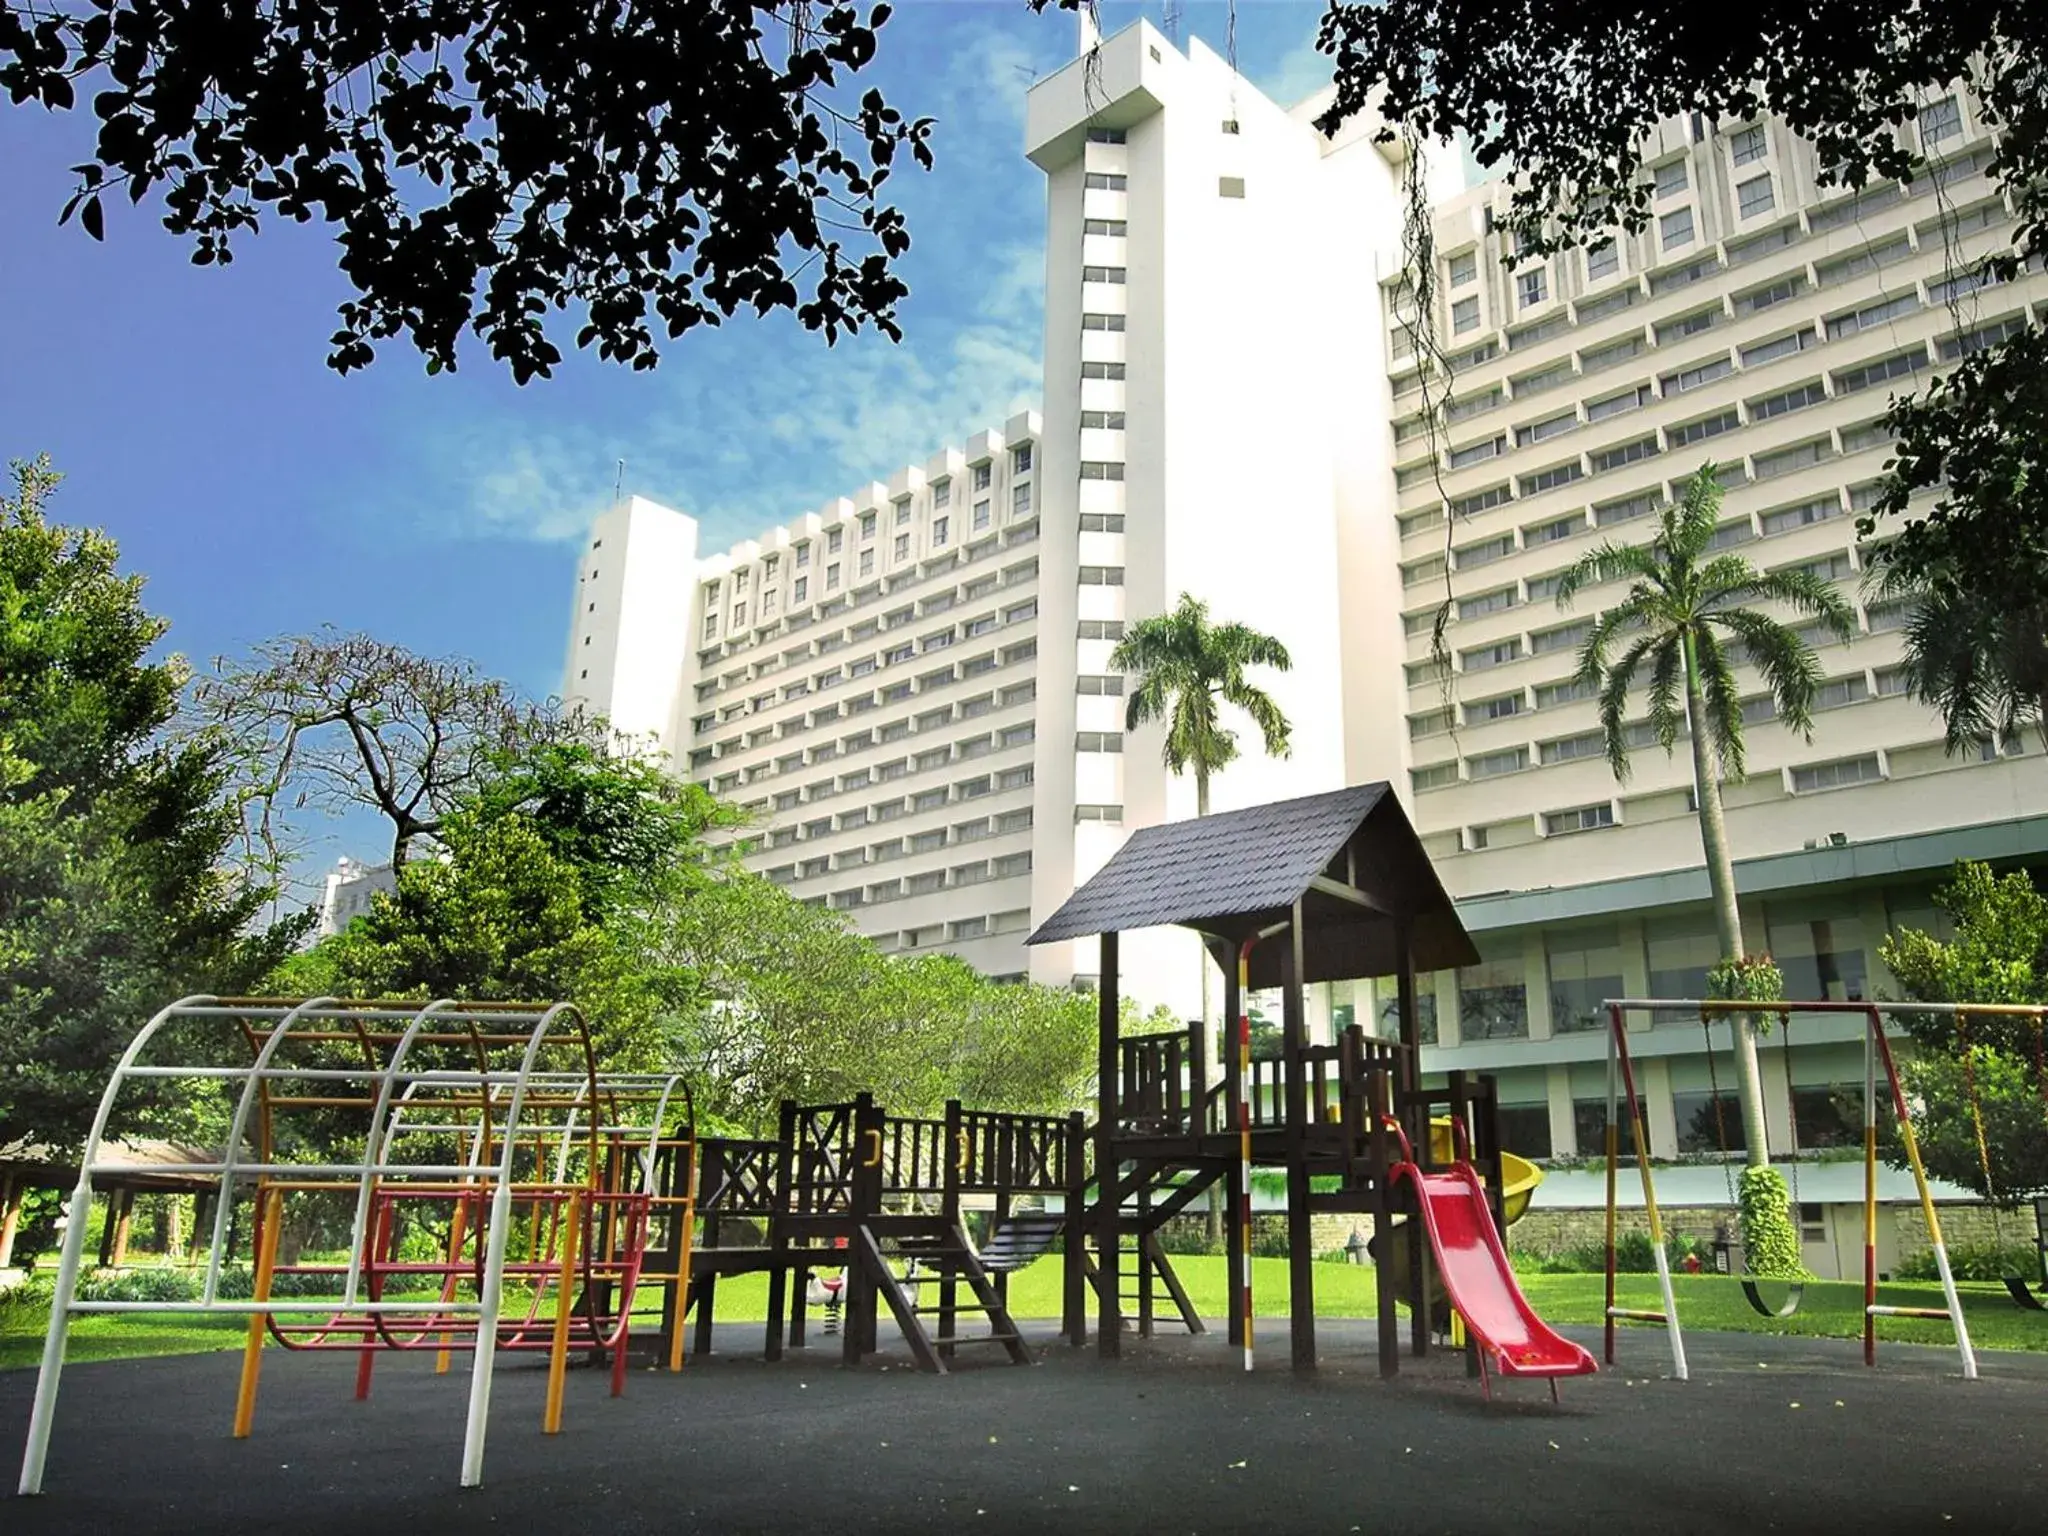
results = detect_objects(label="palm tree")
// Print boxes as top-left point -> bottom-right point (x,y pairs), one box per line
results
1555,465 -> 1856,1168
1865,557 -> 2048,757
1109,593 -> 1293,822
1112,595 -> 1293,1245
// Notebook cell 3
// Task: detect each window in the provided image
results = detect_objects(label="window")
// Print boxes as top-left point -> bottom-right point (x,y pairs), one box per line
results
1077,513 -> 1125,533
1520,460 -> 1584,496
1081,265 -> 1126,285
1587,385 -> 1651,424
1410,761 -> 1458,793
1086,126 -> 1125,144
1727,224 -> 1798,267
1449,435 -> 1505,470
1517,268 -> 1549,308
1545,803 -> 1616,836
1516,410 -> 1578,447
1591,437 -> 1657,474
1451,296 -> 1480,334
1541,729 -> 1605,764
1580,334 -> 1644,374
972,463 -> 992,493
1669,410 -> 1738,448
1075,731 -> 1124,753
1451,484 -> 1513,518
1458,588 -> 1518,624
1448,250 -> 1477,287
1468,691 -> 1523,723
1741,328 -> 1817,368
1509,314 -> 1570,350
793,576 -> 808,603
1510,362 -> 1574,398
1736,174 -> 1775,218
1760,497 -> 1842,536
1766,902 -> 1869,1001
1548,932 -> 1624,1032
1536,676 -> 1597,707
1376,991 -> 1439,1048
932,516 -> 950,548
1735,275 -> 1805,317
1076,674 -> 1124,696
1074,804 -> 1123,824
1218,175 -> 1246,198
1577,287 -> 1637,323
1919,95 -> 1962,149
1659,207 -> 1695,248
1815,675 -> 1868,711
1469,746 -> 1528,778
1730,124 -> 1768,166
1791,754 -> 1882,794
1653,159 -> 1689,198
1834,349 -> 1927,395
1585,241 -> 1619,281
1657,307 -> 1718,345
1080,412 -> 1127,431
1084,172 -> 1127,190
1940,314 -> 2029,362
1081,361 -> 1127,380
1662,355 -> 1733,395
1524,515 -> 1582,548
1013,444 -> 1032,475
1081,311 -> 1127,331
1753,438 -> 1832,480
1458,534 -> 1517,570
857,549 -> 873,578
1458,947 -> 1529,1040
1531,619 -> 1591,656
1815,235 -> 1910,288
1828,291 -> 1921,342
973,500 -> 991,530
1077,565 -> 1124,586
1748,380 -> 1827,421
1079,461 -> 1125,480
1462,639 -> 1522,674
825,563 -> 841,591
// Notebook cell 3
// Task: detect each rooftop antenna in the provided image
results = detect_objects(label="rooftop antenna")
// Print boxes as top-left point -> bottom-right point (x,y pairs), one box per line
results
1163,0 -> 1181,44
1077,0 -> 1100,55
614,459 -> 626,508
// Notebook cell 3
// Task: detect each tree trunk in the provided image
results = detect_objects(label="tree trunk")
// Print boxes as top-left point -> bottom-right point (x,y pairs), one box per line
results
1683,634 -> 1771,1170
1196,767 -> 1224,1248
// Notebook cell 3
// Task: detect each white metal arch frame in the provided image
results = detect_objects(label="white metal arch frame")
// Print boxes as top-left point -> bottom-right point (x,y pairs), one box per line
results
17,996 -> 617,1495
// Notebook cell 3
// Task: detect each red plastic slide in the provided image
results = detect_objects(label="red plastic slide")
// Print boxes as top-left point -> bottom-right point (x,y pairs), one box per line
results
1394,1159 -> 1597,1391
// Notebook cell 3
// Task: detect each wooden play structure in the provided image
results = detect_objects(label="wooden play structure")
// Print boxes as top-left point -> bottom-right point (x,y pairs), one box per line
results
1026,782 -> 1595,1388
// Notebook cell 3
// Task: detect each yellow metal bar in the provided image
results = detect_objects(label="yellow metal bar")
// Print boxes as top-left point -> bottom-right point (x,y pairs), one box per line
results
435,1198 -> 472,1375
543,1192 -> 584,1434
668,1197 -> 695,1373
233,1188 -> 284,1438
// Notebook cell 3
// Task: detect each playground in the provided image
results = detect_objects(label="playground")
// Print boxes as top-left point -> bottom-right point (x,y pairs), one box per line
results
3,1320 -> 2043,1535
6,785 -> 2047,1530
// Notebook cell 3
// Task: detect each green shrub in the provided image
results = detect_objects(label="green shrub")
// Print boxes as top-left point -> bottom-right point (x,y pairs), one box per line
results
1896,1239 -> 2039,1282
1738,1166 -> 1810,1279
76,1267 -> 203,1303
1556,1230 -> 1700,1274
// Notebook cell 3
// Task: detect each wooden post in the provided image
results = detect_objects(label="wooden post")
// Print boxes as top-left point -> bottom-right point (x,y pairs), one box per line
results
1063,1111 -> 1088,1346
1369,1063 -> 1399,1378
109,1189 -> 136,1267
940,1099 -> 963,1359
1395,918 -> 1430,1359
96,1189 -> 119,1268
1221,951 -> 1246,1349
1096,930 -> 1122,1359
0,1174 -> 23,1269
693,1143 -> 723,1360
765,1104 -> 797,1364
1282,901 -> 1316,1371
189,1190 -> 213,1267
845,1093 -> 882,1365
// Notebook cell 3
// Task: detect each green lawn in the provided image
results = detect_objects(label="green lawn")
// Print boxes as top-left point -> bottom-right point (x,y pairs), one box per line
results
9,1258 -> 2045,1371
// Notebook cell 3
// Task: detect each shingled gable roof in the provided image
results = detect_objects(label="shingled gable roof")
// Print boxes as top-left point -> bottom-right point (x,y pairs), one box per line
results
1027,783 -> 1478,989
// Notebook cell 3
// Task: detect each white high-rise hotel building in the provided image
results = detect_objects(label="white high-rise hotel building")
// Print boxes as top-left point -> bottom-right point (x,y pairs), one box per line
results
567,19 -> 2046,1252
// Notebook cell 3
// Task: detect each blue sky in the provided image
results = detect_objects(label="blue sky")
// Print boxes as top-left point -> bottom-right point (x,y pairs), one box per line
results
0,1 -> 1334,876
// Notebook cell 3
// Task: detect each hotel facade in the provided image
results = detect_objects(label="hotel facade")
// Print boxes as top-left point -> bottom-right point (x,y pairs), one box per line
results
566,21 -> 2048,1265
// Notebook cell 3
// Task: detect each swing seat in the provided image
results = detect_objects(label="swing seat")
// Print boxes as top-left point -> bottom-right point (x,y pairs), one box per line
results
2001,1277 -> 2047,1311
1740,1279 -> 1806,1318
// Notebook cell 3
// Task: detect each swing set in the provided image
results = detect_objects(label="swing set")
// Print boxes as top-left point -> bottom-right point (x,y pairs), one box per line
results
1599,997 -> 2003,1384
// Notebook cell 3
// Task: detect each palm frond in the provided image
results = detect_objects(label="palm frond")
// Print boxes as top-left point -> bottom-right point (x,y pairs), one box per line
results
1553,539 -> 1667,610
1125,671 -> 1172,734
1669,464 -> 1726,559
1692,625 -> 1750,780
1596,630 -> 1665,781
1714,607 -> 1825,737
1210,622 -> 1292,673
1575,591 -> 1660,688
1708,564 -> 1858,643
1643,635 -> 1686,757
1222,679 -> 1292,758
